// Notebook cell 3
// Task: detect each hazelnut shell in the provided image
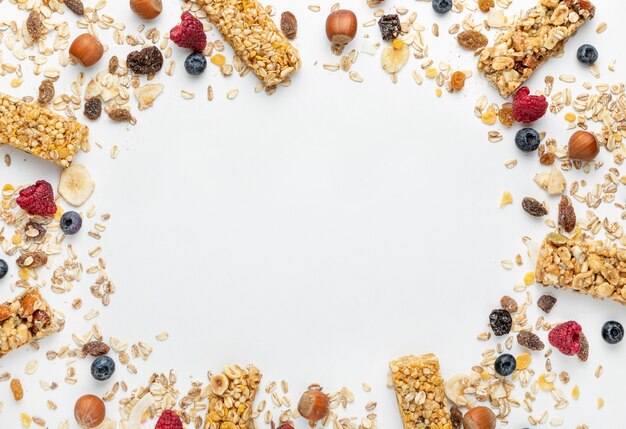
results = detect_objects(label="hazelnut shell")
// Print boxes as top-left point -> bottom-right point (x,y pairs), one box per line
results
568,130 -> 599,162
297,389 -> 330,422
325,10 -> 357,45
463,406 -> 496,429
74,394 -> 106,428
130,0 -> 162,20
69,34 -> 104,67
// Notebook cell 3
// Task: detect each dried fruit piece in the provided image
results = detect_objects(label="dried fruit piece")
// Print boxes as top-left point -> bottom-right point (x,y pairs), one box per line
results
534,167 -> 566,195
512,86 -> 548,123
450,404 -> 463,429
549,321 -> 582,356
134,84 -> 164,110
170,11 -> 207,52
558,195 -> 576,232
154,410 -> 182,429
515,353 -> 532,370
378,14 -> 401,41
64,0 -> 85,15
16,251 -> 48,269
537,295 -> 557,313
517,331 -> 545,351
577,332 -> 589,362
83,341 -> 110,357
498,103 -> 515,127
381,42 -> 409,74
489,309 -> 512,336
59,164 -> 96,207
457,30 -> 488,50
127,46 -> 164,75
280,11 -> 297,40
11,378 -> 23,401
500,295 -> 518,313
210,373 -> 229,396
521,197 -> 547,217
84,98 -> 102,120
26,10 -> 43,41
107,107 -> 134,123
478,0 -> 494,12
450,71 -> 466,91
17,180 -> 57,217
38,79 -> 55,105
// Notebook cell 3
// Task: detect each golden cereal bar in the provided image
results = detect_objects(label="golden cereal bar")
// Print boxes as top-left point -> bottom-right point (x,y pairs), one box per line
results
0,288 -> 59,357
0,92 -> 88,167
536,233 -> 626,304
389,354 -> 452,429
196,0 -> 301,87
205,364 -> 261,429
477,0 -> 595,98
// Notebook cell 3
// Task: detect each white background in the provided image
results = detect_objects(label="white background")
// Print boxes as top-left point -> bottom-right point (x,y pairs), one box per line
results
1,0 -> 625,427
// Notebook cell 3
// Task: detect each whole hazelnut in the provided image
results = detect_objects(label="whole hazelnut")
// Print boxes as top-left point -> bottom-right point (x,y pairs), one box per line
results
130,0 -> 162,20
325,10 -> 357,55
69,34 -> 104,67
462,406 -> 496,429
568,130 -> 599,162
74,394 -> 106,428
297,387 -> 330,422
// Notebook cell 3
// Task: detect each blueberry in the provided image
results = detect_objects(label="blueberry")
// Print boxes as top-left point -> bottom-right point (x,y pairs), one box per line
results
60,211 -> 82,235
0,259 -> 7,279
515,128 -> 541,152
432,0 -> 452,14
601,321 -> 624,344
494,353 -> 516,376
577,44 -> 598,65
91,355 -> 115,381
184,52 -> 207,75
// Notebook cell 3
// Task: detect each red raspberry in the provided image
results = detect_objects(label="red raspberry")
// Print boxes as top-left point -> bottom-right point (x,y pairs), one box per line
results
16,180 -> 57,217
154,410 -> 182,429
170,12 -> 206,52
277,425 -> 295,429
548,321 -> 582,356
512,86 -> 548,123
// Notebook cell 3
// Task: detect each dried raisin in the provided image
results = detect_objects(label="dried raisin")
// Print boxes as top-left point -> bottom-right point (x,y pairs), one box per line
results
26,10 -> 43,41
521,197 -> 547,217
450,71 -> 466,91
489,309 -> 512,336
577,332 -> 589,362
108,55 -> 119,74
280,11 -> 297,40
64,0 -> 85,16
16,251 -> 47,268
378,14 -> 401,41
478,0 -> 494,12
450,404 -> 463,429
107,107 -> 133,123
127,46 -> 163,75
37,79 -> 55,105
457,30 -> 488,50
83,98 -> 102,120
517,331 -> 545,351
537,295 -> 557,313
10,378 -> 23,401
498,103 -> 515,127
500,295 -> 518,313
83,341 -> 110,357
558,195 -> 576,232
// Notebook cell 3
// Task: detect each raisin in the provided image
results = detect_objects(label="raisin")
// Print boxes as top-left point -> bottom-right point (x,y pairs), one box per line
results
25,221 -> 46,242
540,152 -> 556,165
16,251 -> 47,268
517,331 -> 545,351
127,46 -> 163,75
478,0 -> 494,12
489,309 -> 512,336
83,98 -> 102,120
108,55 -> 119,74
64,0 -> 85,16
537,295 -> 557,313
37,79 -> 55,105
450,404 -> 463,429
378,14 -> 401,41
457,30 -> 488,50
10,379 -> 23,401
280,11 -> 297,40
26,10 -> 43,41
30,309 -> 50,334
558,195 -> 576,232
577,332 -> 589,362
107,107 -> 133,123
521,197 -> 547,217
498,103 -> 515,127
500,295 -> 518,313
450,71 -> 466,91
83,340 -> 110,357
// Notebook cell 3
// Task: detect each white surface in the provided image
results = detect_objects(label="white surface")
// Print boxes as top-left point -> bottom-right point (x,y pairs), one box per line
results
0,0 -> 625,427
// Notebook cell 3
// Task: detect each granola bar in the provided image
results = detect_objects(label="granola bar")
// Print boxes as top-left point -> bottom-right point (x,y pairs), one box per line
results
205,364 -> 261,429
477,0 -> 595,98
0,92 -> 88,167
0,288 -> 59,357
536,233 -> 626,304
196,0 -> 301,87
389,354 -> 452,429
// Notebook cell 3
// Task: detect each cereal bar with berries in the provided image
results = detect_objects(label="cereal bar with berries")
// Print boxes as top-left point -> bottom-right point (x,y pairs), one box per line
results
0,288 -> 59,357
195,0 -> 301,87
478,0 -> 595,98
536,233 -> 626,305
0,92 -> 88,167
389,354 -> 452,429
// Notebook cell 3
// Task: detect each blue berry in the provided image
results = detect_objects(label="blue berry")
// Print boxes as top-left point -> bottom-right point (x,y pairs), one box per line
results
577,44 -> 598,65
184,52 -> 207,75
432,0 -> 452,14
601,321 -> 624,344
494,353 -> 516,376
0,259 -> 7,279
515,128 -> 541,152
60,211 -> 82,235
91,355 -> 115,381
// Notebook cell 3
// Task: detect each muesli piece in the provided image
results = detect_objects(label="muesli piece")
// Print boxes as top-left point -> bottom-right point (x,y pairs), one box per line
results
478,0 -> 595,98
389,354 -> 452,429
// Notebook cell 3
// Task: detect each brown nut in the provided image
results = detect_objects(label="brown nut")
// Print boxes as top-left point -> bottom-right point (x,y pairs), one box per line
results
69,34 -> 104,67
130,0 -> 162,20
325,10 -> 357,46
568,130 -> 599,162
74,394 -> 106,428
298,387 -> 330,422
462,406 -> 496,429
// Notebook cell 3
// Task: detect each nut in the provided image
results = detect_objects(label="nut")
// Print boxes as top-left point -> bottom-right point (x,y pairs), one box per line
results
69,34 -> 104,67
325,10 -> 357,54
130,0 -> 162,20
74,394 -> 106,428
462,406 -> 496,429
297,387 -> 330,422
210,373 -> 229,396
568,130 -> 599,161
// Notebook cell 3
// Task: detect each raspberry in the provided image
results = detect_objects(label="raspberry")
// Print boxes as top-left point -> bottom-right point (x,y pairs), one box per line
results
155,410 -> 182,429
512,86 -> 548,123
548,321 -> 582,356
170,12 -> 206,52
16,180 -> 57,217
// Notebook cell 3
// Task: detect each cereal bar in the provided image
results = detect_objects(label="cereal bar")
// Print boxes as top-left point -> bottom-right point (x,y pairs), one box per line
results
477,0 -> 595,98
389,354 -> 452,429
0,92 -> 88,167
0,288 -> 59,357
205,364 -> 262,429
196,0 -> 301,87
536,233 -> 626,304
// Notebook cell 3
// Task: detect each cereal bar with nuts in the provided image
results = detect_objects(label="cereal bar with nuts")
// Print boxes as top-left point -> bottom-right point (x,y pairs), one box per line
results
477,0 -> 595,98
536,233 -> 626,304
0,288 -> 59,357
389,354 -> 452,429
205,364 -> 262,429
195,0 -> 301,87
0,92 -> 88,167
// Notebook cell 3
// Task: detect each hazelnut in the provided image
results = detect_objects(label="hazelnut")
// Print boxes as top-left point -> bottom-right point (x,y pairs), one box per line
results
74,394 -> 106,428
130,0 -> 162,20
69,34 -> 104,67
297,386 -> 330,422
210,373 -> 229,396
462,406 -> 496,429
568,130 -> 599,162
325,10 -> 357,55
